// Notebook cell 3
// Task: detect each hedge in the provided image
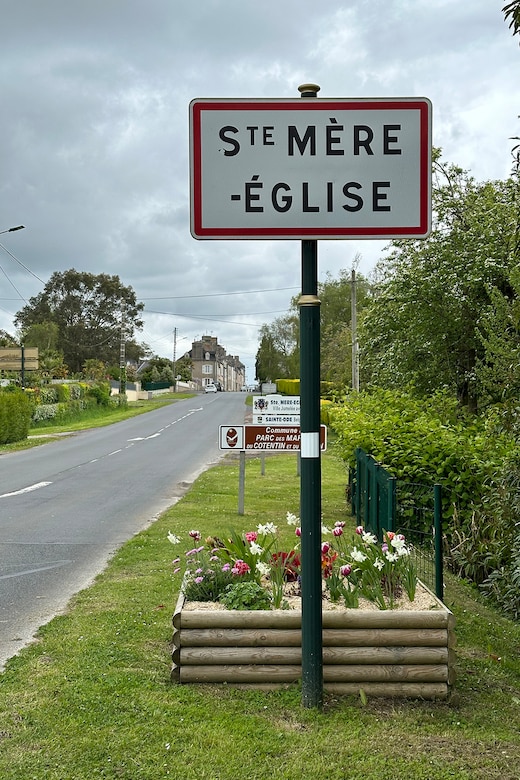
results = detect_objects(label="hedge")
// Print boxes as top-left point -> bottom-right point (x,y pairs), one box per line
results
0,389 -> 33,444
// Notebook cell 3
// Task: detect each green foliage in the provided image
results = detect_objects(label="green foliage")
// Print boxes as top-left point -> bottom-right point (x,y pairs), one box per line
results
361,166 -> 520,411
219,581 -> 272,610
139,356 -> 174,384
255,315 -> 299,382
480,533 -> 520,620
87,382 -> 111,406
0,389 -> 32,443
328,387 -> 512,529
15,269 -> 144,374
276,378 -> 300,395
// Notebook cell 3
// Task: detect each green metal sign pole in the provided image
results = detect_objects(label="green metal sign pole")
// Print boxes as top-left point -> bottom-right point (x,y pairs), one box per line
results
298,83 -> 323,709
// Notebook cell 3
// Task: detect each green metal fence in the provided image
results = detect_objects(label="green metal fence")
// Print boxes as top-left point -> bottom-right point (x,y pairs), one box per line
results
350,448 -> 444,601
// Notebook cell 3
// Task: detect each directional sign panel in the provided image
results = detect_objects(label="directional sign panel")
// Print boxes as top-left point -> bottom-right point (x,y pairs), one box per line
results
253,395 -> 300,414
219,424 -> 327,452
190,97 -> 431,240
0,347 -> 39,370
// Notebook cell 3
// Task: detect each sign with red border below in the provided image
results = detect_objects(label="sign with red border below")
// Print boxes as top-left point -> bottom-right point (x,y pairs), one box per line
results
190,97 -> 432,240
219,425 -> 327,452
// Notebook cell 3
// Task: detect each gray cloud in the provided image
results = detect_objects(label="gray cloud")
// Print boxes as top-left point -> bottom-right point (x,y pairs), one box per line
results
0,0 -> 518,379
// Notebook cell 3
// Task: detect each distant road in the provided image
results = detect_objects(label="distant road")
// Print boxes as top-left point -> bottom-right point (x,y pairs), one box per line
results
0,392 -> 247,669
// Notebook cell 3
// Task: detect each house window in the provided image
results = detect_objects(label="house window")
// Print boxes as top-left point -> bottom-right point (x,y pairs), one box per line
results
202,364 -> 213,375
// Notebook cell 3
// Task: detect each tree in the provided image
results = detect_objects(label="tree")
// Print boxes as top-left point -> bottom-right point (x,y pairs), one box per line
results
255,314 -> 299,382
503,1 -> 520,38
15,270 -> 144,374
139,356 -> 174,385
360,157 -> 520,411
0,330 -> 17,347
319,267 -> 371,388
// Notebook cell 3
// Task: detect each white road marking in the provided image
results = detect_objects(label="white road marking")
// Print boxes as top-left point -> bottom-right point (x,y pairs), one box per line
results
0,481 -> 52,499
0,560 -> 72,580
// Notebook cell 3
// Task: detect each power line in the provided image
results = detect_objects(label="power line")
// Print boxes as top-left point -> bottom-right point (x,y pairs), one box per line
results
0,241 -> 45,284
139,286 -> 299,300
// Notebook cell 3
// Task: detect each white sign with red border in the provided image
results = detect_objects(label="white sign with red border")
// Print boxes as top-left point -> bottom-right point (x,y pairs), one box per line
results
190,97 -> 431,240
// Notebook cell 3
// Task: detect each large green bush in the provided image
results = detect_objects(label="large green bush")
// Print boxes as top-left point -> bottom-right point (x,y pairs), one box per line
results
328,388 -> 513,523
0,389 -> 32,444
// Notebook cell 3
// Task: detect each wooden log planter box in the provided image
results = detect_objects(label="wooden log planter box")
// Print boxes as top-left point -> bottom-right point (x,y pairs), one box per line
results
171,591 -> 456,700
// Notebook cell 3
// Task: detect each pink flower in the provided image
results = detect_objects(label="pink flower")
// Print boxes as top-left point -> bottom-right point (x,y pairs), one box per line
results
335,521 -> 346,528
340,564 -> 352,577
221,563 -> 231,572
189,530 -> 201,540
245,531 -> 258,543
355,526 -> 364,535
231,559 -> 251,576
295,527 -> 302,537
382,543 -> 389,553
333,527 -> 343,537
173,567 -> 181,574
172,558 -> 180,564
194,576 -> 204,584
321,542 -> 331,554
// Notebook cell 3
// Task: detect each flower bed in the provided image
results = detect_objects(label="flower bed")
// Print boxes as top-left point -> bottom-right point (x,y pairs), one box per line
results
169,517 -> 456,698
171,588 -> 456,699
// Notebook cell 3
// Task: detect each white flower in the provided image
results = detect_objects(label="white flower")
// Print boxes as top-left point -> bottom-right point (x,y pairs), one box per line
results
384,551 -> 399,563
362,532 -> 377,545
351,547 -> 367,563
321,525 -> 331,535
256,561 -> 270,577
373,558 -> 385,571
249,542 -> 264,556
286,512 -> 300,526
257,522 -> 277,535
167,531 -> 181,545
391,536 -> 407,550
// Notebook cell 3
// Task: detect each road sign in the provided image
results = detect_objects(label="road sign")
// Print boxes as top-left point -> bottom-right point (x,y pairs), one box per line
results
0,347 -> 39,370
252,414 -> 301,425
219,424 -> 327,452
253,395 -> 300,414
190,96 -> 431,240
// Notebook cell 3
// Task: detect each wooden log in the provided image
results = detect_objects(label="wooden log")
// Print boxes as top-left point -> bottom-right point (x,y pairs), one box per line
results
178,626 -> 449,648
172,592 -> 186,630
180,608 -> 451,630
179,628 -> 302,648
179,664 -> 302,684
323,664 -> 448,682
323,628 -> 448,647
323,647 -> 448,665
179,610 -> 302,629
178,663 -> 448,684
325,682 -> 449,699
322,610 -> 450,629
174,646 -> 448,666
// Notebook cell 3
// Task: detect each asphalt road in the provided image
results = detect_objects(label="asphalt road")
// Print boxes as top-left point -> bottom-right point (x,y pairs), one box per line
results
0,391 -> 247,669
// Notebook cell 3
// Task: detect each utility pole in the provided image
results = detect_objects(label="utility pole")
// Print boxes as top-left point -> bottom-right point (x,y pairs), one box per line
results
351,268 -> 359,391
172,327 -> 177,392
119,304 -> 126,401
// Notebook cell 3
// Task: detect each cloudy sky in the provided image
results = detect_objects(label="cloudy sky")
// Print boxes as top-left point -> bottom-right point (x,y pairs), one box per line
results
0,0 -> 518,382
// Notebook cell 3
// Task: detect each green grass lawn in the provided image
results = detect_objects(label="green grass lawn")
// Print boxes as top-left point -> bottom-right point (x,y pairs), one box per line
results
0,447 -> 519,778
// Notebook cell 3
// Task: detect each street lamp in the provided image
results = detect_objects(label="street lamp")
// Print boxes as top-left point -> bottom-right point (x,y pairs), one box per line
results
0,225 -> 25,235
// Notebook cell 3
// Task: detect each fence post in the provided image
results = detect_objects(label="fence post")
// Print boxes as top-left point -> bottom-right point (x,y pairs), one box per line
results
387,476 -> 397,533
434,484 -> 444,601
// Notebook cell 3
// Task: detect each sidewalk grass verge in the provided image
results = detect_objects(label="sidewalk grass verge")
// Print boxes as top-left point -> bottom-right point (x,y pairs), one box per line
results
0,450 -> 519,780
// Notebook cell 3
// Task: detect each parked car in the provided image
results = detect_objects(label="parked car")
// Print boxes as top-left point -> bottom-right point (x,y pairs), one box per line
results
204,384 -> 217,393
